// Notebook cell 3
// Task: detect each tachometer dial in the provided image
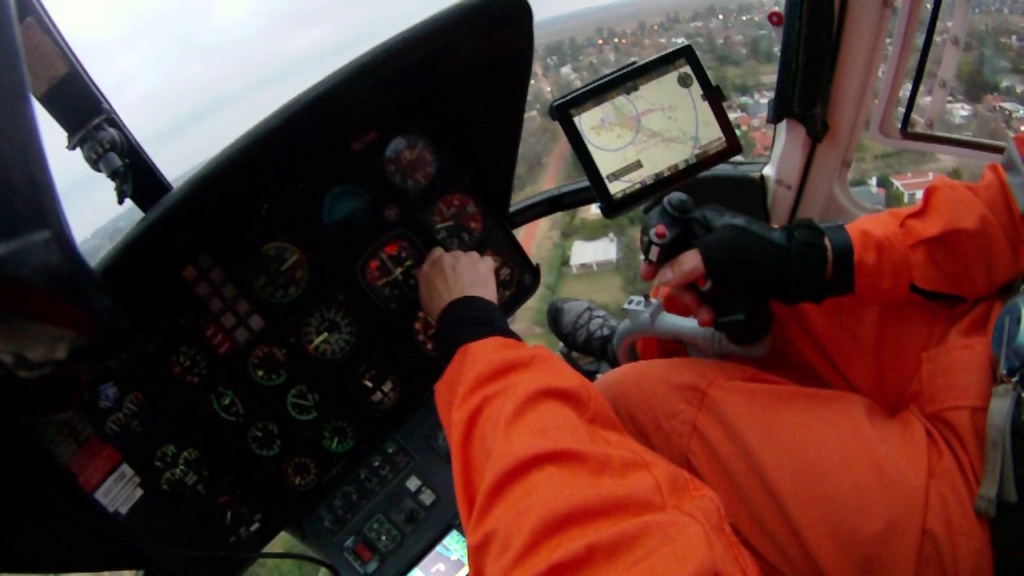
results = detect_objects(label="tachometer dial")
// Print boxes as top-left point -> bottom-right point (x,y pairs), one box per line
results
322,419 -> 356,454
170,344 -> 209,385
300,303 -> 356,360
431,192 -> 484,250
154,444 -> 179,470
211,387 -> 245,423
248,345 -> 288,386
247,421 -> 282,457
485,251 -> 519,303
252,242 -> 309,304
383,134 -> 438,191
361,233 -> 425,308
283,456 -> 319,490
179,448 -> 202,468
358,369 -> 400,410
104,412 -> 135,437
413,310 -> 436,355
160,447 -> 207,495
121,391 -> 146,416
286,384 -> 320,421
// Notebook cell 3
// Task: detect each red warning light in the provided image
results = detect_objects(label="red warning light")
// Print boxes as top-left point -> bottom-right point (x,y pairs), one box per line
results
767,8 -> 784,28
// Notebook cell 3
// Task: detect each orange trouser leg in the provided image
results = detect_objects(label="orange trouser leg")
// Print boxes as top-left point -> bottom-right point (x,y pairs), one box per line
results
595,358 -> 991,575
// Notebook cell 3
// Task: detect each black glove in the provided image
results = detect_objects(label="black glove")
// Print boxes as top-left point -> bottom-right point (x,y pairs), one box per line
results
642,192 -> 854,312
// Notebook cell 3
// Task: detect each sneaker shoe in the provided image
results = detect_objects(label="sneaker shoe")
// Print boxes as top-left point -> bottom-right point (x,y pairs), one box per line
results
546,298 -> 619,367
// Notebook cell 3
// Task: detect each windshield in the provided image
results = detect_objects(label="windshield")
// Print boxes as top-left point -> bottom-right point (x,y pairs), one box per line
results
35,0 -> 621,259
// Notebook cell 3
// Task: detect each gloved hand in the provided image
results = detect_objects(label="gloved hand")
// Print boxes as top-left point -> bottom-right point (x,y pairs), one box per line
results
641,193 -> 853,318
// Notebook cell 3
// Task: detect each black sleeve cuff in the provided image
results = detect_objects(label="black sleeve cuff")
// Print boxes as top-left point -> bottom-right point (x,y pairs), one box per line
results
434,296 -> 521,367
822,224 -> 854,296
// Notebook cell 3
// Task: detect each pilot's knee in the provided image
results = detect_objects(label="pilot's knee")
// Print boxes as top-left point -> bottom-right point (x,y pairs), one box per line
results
595,357 -> 707,410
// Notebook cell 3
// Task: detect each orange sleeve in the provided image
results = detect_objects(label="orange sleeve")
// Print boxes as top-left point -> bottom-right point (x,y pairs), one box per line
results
434,337 -> 759,575
848,159 -> 1024,304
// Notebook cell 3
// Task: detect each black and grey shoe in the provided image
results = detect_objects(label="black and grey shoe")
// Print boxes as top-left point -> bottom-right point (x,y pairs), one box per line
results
546,298 -> 619,379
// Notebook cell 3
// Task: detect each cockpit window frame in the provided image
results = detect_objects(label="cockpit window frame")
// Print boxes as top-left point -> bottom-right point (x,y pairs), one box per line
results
871,0 -> 1006,161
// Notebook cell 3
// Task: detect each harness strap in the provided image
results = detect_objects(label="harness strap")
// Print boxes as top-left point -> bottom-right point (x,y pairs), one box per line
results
976,381 -> 1020,518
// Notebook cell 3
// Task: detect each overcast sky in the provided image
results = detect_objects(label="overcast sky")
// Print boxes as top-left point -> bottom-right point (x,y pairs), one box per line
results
31,0 -> 622,241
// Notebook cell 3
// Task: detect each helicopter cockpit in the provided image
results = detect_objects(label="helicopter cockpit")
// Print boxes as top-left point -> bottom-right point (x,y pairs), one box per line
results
1,0 -> 1017,574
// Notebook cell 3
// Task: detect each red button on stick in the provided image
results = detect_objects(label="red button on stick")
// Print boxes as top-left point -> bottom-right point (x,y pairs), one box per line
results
653,224 -> 668,240
354,542 -> 374,563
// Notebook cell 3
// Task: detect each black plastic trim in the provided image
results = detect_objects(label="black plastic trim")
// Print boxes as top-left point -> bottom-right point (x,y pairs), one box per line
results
900,0 -> 944,134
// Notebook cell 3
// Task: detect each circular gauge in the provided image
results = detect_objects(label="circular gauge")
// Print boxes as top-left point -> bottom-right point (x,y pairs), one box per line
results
432,192 -> 484,250
179,448 -> 202,468
286,385 -> 320,421
300,303 -> 356,360
383,134 -> 438,191
362,234 -> 425,307
358,369 -> 400,410
154,444 -> 179,470
485,251 -> 519,303
104,412 -> 128,437
248,421 -> 282,457
121,391 -> 146,416
170,344 -> 209,385
211,387 -> 245,423
248,345 -> 288,386
160,466 -> 207,495
322,419 -> 357,454
252,242 -> 309,304
283,456 -> 319,490
413,310 -> 437,355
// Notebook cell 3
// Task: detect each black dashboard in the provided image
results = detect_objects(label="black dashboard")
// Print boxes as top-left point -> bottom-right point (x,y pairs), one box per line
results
8,1 -> 537,574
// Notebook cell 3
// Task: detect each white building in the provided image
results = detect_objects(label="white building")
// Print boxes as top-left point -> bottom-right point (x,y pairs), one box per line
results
890,172 -> 934,205
569,233 -> 618,273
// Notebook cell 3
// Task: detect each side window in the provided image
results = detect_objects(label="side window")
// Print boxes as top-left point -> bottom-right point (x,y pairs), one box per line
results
511,3 -> 783,347
848,0 -> 1008,209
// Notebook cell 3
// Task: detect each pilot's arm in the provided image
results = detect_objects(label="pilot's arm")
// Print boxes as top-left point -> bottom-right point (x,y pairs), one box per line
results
417,248 -> 758,575
647,135 -> 1024,316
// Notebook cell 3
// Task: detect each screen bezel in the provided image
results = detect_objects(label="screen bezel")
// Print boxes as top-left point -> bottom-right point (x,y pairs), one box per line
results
549,43 -> 742,218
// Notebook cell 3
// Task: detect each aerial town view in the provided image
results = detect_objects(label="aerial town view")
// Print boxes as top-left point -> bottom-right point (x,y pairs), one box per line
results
505,0 -> 1024,349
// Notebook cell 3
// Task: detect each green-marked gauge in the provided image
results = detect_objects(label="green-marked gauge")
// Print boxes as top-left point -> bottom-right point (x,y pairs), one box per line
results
252,242 -> 309,304
211,387 -> 244,423
286,385 -> 320,421
160,466 -> 206,495
170,344 -> 208,385
247,421 -> 282,457
358,369 -> 400,410
283,456 -> 319,490
154,444 -> 179,470
178,448 -> 202,470
383,134 -> 438,191
122,391 -> 146,416
248,345 -> 288,386
300,303 -> 356,360
322,419 -> 356,454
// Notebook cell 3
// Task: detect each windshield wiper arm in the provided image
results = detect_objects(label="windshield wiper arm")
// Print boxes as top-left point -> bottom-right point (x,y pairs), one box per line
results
14,0 -> 171,211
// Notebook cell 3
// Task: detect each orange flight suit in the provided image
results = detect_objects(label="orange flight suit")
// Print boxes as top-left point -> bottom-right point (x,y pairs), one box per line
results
595,136 -> 1024,575
435,337 -> 760,574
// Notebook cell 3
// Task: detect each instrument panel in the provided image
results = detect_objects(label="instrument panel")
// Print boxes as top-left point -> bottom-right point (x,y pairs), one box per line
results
19,2 -> 537,572
84,126 -> 537,574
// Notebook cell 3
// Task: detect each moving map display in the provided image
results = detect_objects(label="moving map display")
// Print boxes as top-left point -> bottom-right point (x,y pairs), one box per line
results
550,44 -> 740,217
572,60 -> 726,198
